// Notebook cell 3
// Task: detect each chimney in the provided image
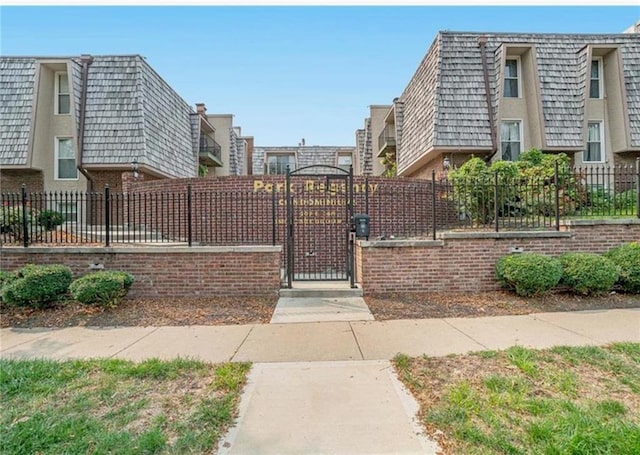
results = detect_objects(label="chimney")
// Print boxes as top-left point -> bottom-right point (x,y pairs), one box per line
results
196,103 -> 207,115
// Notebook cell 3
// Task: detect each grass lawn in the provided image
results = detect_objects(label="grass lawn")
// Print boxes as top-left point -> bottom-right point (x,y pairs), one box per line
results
394,343 -> 640,454
0,358 -> 250,454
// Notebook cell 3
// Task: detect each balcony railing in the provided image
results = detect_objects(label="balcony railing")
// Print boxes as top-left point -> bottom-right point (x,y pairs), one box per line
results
377,128 -> 396,157
199,138 -> 223,166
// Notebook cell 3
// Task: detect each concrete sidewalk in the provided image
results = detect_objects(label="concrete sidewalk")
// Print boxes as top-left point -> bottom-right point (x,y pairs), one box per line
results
2,308 -> 638,455
2,308 -> 638,362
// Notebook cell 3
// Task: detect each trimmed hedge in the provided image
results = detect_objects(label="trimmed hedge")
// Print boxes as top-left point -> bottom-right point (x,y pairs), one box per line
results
559,252 -> 618,295
495,253 -> 562,297
69,271 -> 134,308
1,264 -> 73,308
605,242 -> 640,294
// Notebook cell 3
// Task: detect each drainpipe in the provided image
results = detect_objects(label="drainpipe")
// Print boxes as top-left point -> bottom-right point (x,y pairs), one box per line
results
478,36 -> 499,162
77,54 -> 94,191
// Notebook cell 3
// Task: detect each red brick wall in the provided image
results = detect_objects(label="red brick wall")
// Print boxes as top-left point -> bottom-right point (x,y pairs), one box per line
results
1,170 -> 44,193
0,246 -> 281,298
356,221 -> 640,294
121,175 -> 451,275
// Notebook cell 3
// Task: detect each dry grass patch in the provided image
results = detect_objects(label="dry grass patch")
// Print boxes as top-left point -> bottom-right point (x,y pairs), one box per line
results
0,358 -> 250,454
394,343 -> 640,454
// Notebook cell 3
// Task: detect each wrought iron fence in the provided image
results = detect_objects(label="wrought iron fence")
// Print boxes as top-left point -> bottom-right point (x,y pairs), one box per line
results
1,164 -> 638,247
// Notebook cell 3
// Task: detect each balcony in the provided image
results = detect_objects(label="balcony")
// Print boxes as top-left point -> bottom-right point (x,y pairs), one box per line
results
199,137 -> 223,167
377,126 -> 396,158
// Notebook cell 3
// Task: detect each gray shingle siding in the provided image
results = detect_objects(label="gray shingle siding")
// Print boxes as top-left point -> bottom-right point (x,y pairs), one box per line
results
0,58 -> 36,166
398,34 -> 441,174
137,56 -> 196,178
623,37 -> 640,146
2,55 -> 197,178
398,31 -> 640,174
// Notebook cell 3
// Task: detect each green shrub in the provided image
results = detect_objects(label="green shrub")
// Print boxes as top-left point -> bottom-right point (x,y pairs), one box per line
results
605,243 -> 640,293
0,206 -> 35,239
559,252 -> 618,295
69,271 -> 134,308
0,270 -> 15,302
36,210 -> 65,230
1,264 -> 73,308
495,253 -> 562,297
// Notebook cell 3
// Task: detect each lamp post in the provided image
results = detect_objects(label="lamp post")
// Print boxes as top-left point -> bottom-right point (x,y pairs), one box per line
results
131,158 -> 139,179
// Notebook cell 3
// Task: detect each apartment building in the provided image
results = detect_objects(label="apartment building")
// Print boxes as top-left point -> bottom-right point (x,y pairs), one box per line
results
0,55 -> 252,193
252,145 -> 356,175
361,31 -> 640,178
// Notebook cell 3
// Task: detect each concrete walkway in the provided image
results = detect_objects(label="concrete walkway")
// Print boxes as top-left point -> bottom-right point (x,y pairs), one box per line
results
2,308 -> 638,362
2,308 -> 638,455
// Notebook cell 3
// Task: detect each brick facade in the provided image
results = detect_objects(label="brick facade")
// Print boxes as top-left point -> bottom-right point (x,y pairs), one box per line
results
356,220 -> 640,294
0,169 -> 44,193
0,246 -> 281,298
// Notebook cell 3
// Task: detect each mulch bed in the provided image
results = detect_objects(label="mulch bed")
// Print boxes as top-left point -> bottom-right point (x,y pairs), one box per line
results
1,296 -> 279,328
1,290 -> 638,329
365,290 -> 640,320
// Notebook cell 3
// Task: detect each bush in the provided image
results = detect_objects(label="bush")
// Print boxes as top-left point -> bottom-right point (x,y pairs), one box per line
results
0,271 -> 15,302
559,253 -> 618,295
1,264 -> 73,308
69,271 -> 134,308
605,243 -> 640,294
495,253 -> 562,297
0,206 -> 35,238
36,210 -> 65,230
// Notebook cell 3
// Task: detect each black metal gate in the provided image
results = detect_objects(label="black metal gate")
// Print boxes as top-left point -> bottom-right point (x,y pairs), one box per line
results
285,165 -> 355,288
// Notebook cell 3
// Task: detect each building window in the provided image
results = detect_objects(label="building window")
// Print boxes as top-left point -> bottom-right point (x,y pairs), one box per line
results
55,137 -> 77,180
503,58 -> 520,98
57,203 -> 77,222
266,154 -> 295,175
500,121 -> 522,161
337,154 -> 352,172
55,72 -> 70,115
584,122 -> 603,162
589,58 -> 602,99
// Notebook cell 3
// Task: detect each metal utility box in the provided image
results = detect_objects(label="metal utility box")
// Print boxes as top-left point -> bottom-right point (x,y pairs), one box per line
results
354,214 -> 370,238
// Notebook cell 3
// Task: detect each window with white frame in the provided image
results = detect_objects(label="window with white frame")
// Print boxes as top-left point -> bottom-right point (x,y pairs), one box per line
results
266,154 -> 295,175
55,72 -> 71,115
503,58 -> 520,98
500,121 -> 522,161
55,137 -> 77,180
584,122 -> 603,162
589,58 -> 603,99
337,154 -> 352,172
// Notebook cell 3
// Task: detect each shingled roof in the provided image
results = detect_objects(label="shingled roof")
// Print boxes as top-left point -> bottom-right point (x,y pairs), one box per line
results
0,58 -> 36,166
398,31 -> 640,174
0,55 -> 197,178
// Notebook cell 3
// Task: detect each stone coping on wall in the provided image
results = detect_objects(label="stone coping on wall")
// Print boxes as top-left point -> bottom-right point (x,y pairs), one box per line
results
358,239 -> 445,248
0,245 -> 283,254
438,231 -> 574,240
560,218 -> 640,226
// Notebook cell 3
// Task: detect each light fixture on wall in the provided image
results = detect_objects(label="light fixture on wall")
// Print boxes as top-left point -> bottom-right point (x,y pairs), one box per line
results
442,156 -> 451,171
131,158 -> 139,179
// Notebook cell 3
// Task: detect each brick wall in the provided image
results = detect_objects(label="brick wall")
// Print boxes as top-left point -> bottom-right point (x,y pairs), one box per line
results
0,246 -> 281,298
122,175 -> 452,275
356,220 -> 640,294
0,170 -> 44,193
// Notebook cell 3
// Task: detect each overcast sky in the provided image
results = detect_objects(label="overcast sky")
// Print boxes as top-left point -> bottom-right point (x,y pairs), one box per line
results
1,5 -> 637,146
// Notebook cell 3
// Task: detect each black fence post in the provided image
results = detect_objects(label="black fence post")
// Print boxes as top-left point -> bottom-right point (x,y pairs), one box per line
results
187,184 -> 192,247
271,184 -> 277,246
432,170 -> 437,240
636,158 -> 640,219
555,160 -> 561,230
365,176 -> 369,214
104,185 -> 110,247
21,184 -> 29,248
494,172 -> 499,233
